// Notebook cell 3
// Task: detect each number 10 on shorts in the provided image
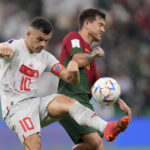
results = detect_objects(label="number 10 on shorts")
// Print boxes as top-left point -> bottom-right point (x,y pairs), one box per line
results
19,117 -> 34,132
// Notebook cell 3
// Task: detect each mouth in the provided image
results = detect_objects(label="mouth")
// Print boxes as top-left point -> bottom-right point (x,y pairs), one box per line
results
97,33 -> 101,39
38,47 -> 43,50
34,48 -> 42,53
99,32 -> 102,37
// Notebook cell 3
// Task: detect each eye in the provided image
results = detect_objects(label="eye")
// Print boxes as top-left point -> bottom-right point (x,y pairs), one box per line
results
37,37 -> 44,41
99,23 -> 104,27
45,39 -> 49,43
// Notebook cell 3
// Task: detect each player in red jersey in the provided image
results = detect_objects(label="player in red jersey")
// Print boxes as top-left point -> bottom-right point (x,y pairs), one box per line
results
58,8 -> 131,150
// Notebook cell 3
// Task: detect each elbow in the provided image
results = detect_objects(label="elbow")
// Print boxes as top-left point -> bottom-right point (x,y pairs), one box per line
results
71,79 -> 80,85
72,77 -> 80,85
67,72 -> 80,85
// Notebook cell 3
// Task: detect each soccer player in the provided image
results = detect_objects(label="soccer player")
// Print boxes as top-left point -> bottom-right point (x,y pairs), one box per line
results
58,8 -> 131,150
0,17 -> 129,150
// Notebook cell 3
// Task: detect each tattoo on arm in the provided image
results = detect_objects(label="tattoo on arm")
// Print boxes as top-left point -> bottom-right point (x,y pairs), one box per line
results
85,51 -> 97,63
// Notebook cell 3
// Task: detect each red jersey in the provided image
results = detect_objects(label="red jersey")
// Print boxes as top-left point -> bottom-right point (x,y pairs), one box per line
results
58,32 -> 100,102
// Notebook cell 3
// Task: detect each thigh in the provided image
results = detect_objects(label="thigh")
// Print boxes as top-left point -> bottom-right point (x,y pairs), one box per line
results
40,94 -> 59,127
59,116 -> 103,144
5,98 -> 41,144
41,94 -> 75,121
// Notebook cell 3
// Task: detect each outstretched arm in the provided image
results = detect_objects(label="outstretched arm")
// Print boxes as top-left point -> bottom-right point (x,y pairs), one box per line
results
0,43 -> 13,58
117,98 -> 132,121
72,46 -> 104,68
51,60 -> 80,85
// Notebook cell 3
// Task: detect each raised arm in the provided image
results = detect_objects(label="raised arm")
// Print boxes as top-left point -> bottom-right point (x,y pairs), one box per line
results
72,46 -> 104,68
0,43 -> 13,58
52,60 -> 80,85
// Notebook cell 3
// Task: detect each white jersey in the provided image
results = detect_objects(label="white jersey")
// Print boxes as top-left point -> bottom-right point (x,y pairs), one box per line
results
0,39 -> 58,118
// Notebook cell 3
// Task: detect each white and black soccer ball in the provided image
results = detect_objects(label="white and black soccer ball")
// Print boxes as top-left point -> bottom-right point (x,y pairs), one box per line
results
92,77 -> 121,106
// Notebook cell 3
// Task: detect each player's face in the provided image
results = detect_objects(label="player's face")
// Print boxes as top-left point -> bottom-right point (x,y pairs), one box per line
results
26,28 -> 52,53
87,16 -> 105,42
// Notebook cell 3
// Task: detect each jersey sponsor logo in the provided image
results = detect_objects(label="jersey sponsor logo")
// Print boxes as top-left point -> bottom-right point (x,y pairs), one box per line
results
19,64 -> 39,78
71,39 -> 80,48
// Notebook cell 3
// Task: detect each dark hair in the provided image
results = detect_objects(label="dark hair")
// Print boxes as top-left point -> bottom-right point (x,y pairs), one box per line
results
79,8 -> 106,29
30,17 -> 53,34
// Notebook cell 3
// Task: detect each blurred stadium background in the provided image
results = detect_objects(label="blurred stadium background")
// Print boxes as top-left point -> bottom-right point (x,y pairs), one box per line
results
0,0 -> 150,149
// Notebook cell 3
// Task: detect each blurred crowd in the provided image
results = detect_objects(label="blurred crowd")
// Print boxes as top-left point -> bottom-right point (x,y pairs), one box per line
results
0,0 -> 149,116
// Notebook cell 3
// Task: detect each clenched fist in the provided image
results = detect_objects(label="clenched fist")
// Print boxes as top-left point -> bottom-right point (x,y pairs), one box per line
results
92,46 -> 105,57
0,43 -> 13,58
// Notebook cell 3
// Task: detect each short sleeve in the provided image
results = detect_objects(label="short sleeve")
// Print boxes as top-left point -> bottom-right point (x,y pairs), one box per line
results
6,39 -> 17,53
65,33 -> 83,57
44,51 -> 59,72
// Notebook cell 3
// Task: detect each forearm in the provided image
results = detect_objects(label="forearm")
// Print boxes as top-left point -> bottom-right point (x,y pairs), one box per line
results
85,51 -> 97,64
117,98 -> 126,106
117,98 -> 132,120
72,47 -> 104,68
66,70 -> 80,85
66,60 -> 80,84
59,60 -> 80,85
72,52 -> 97,68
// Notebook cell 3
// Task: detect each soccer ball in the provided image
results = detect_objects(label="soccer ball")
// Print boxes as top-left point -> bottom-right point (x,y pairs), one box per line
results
92,77 -> 121,106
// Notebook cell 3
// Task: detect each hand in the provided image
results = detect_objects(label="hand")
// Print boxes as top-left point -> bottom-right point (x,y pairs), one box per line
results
92,46 -> 105,57
118,98 -> 132,121
0,43 -> 13,58
67,60 -> 78,72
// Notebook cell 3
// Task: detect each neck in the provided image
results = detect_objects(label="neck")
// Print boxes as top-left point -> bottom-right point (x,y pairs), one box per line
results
79,29 -> 93,45
24,38 -> 31,53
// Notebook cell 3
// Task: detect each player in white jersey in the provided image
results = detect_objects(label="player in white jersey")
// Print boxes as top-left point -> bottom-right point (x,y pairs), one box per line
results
0,17 -> 130,150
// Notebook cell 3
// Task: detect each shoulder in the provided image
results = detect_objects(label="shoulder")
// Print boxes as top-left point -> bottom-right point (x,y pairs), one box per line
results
6,39 -> 23,52
64,32 -> 81,41
7,39 -> 22,45
41,50 -> 59,68
6,39 -> 24,49
41,49 -> 57,60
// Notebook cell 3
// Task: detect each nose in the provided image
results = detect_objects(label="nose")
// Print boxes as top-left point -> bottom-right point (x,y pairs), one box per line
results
101,26 -> 105,33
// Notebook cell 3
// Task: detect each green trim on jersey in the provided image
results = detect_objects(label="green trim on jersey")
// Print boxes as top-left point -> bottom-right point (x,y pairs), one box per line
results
58,47 -> 90,103
70,47 -> 83,57
58,57 -> 90,103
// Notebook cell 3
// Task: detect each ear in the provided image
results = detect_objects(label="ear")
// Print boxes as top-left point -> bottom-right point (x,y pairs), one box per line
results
84,20 -> 90,29
26,30 -> 31,36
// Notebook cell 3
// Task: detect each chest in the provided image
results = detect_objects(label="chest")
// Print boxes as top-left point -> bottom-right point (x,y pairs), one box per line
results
11,50 -> 46,78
